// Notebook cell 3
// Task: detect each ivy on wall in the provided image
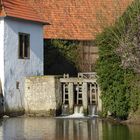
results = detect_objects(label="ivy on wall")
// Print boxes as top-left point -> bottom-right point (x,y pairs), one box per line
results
44,39 -> 80,75
96,0 -> 140,119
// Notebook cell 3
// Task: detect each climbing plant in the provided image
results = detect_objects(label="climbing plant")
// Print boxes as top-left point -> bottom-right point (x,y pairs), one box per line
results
96,0 -> 140,119
44,39 -> 81,75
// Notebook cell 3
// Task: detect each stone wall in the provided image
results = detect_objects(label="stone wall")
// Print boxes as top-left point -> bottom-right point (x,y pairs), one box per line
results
24,76 -> 62,117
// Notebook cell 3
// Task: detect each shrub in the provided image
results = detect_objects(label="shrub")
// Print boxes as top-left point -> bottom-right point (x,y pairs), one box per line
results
96,0 -> 140,119
44,39 -> 80,75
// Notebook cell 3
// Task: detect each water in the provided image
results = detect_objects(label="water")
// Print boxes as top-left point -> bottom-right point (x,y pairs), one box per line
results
61,105 -> 97,118
88,105 -> 97,116
0,117 -> 140,140
91,105 -> 96,116
61,105 -> 69,116
66,106 -> 84,118
73,106 -> 84,116
59,106 -> 85,118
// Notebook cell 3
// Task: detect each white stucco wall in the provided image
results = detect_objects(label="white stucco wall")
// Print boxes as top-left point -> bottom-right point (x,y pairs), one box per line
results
4,17 -> 44,113
0,18 -> 4,94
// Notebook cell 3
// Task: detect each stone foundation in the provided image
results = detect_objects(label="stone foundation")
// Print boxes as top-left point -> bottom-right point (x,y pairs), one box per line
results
24,76 -> 62,117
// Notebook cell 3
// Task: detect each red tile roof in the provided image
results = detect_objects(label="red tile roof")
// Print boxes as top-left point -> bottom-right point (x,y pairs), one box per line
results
27,0 -> 133,40
0,0 -> 47,24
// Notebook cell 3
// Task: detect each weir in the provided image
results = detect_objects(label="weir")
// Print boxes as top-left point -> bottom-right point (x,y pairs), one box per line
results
60,73 -> 101,116
74,106 -> 84,114
88,105 -> 97,116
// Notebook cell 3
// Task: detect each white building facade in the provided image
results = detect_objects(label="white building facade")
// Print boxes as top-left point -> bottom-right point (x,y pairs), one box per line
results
0,17 -> 44,115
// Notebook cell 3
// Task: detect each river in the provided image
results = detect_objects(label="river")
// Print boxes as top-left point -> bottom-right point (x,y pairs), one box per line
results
0,117 -> 139,140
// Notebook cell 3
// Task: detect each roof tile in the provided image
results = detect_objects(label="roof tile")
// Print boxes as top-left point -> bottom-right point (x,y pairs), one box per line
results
27,0 -> 133,40
0,0 -> 47,24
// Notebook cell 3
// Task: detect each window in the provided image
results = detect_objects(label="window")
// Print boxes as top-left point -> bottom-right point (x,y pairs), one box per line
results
18,33 -> 30,59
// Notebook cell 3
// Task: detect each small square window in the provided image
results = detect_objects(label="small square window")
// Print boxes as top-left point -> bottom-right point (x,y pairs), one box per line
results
18,33 -> 30,59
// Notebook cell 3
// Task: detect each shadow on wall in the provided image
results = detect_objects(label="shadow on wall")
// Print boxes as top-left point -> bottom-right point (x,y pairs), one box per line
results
44,39 -> 78,76
0,80 -> 4,117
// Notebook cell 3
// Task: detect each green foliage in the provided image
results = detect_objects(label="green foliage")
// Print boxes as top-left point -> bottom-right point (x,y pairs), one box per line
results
129,75 -> 140,112
50,40 -> 79,65
96,29 -> 133,118
44,39 -> 80,75
96,0 -> 140,119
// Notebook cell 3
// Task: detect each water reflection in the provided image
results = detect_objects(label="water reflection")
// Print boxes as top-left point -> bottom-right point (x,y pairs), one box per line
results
56,119 -> 101,140
102,121 -> 130,140
0,117 -> 139,140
